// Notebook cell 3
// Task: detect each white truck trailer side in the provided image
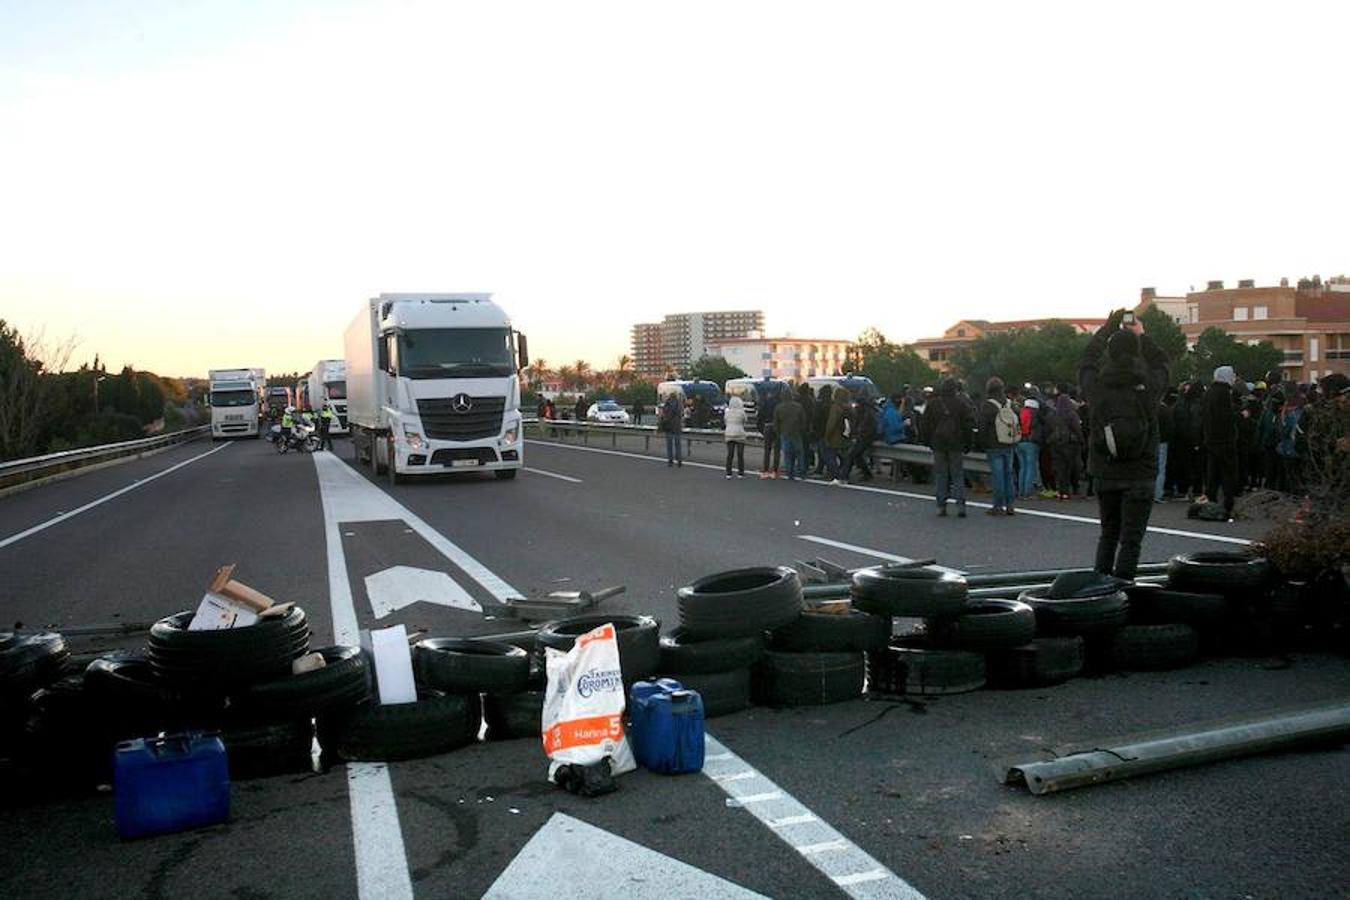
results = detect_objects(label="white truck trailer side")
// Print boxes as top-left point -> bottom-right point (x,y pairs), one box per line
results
343,293 -> 528,481
208,367 -> 264,439
307,359 -> 349,434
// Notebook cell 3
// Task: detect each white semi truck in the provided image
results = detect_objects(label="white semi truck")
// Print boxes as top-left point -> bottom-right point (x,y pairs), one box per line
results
307,359 -> 349,434
343,293 -> 528,482
208,367 -> 265,439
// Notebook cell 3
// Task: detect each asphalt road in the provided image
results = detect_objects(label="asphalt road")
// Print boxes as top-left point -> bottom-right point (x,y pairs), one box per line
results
0,434 -> 1346,900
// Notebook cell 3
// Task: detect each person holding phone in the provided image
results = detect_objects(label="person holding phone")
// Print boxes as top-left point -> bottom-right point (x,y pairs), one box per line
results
1077,308 -> 1170,578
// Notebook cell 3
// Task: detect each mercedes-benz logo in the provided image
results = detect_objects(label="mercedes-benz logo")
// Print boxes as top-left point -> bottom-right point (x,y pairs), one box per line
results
451,393 -> 474,414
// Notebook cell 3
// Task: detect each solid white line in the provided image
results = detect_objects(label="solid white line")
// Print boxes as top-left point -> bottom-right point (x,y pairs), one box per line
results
796,535 -> 965,575
523,466 -> 583,483
314,453 -> 414,900
703,734 -> 926,900
711,771 -> 758,783
0,441 -> 231,551
529,439 -> 1253,546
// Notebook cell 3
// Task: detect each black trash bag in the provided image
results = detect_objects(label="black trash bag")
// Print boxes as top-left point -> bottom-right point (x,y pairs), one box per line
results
553,757 -> 617,797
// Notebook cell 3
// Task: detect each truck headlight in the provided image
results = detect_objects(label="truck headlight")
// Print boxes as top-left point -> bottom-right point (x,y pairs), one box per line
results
402,427 -> 426,450
503,428 -> 518,444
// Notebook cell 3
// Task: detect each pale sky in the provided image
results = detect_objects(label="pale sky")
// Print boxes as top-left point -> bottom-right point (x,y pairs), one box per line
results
1,1 -> 1345,377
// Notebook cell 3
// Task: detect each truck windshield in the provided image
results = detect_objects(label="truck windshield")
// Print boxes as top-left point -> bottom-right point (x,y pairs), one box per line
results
398,328 -> 514,378
325,381 -> 347,399
211,390 -> 257,408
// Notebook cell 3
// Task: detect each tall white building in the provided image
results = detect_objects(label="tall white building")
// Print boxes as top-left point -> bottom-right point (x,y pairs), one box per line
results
709,336 -> 853,381
631,310 -> 764,378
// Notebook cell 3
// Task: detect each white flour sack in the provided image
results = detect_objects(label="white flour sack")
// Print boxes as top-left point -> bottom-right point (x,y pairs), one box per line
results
542,622 -> 636,782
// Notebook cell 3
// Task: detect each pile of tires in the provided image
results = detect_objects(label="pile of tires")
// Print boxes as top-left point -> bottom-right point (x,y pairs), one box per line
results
655,628 -> 762,717
1,633 -> 71,775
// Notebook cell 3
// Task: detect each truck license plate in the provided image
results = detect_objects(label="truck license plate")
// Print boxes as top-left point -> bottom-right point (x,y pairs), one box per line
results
451,459 -> 479,468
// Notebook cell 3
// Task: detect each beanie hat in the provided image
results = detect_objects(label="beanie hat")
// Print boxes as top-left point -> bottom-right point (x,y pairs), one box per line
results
1213,365 -> 1237,386
1107,330 -> 1140,361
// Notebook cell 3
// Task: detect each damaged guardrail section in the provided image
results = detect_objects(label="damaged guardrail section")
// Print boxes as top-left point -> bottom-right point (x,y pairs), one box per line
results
999,700 -> 1350,795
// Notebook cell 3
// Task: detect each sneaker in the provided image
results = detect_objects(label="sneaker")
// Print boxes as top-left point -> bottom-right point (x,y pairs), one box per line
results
737,473 -> 745,479
726,474 -> 733,479
937,506 -> 947,517
759,472 -> 770,480
676,461 -> 682,467
1038,489 -> 1057,500
1005,507 -> 1016,515
829,479 -> 842,486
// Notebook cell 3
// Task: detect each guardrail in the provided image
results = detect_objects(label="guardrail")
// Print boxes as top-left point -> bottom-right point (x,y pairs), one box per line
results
527,419 -> 992,475
0,425 -> 212,491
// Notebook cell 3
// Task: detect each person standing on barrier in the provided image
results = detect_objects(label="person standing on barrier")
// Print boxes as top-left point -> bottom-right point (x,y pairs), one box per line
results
757,382 -> 782,479
1079,308 -> 1169,580
723,394 -> 747,478
658,391 -> 684,467
979,376 -> 1018,514
774,387 -> 808,480
924,378 -> 973,516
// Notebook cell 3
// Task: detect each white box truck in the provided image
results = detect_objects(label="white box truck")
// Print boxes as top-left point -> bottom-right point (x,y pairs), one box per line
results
343,293 -> 528,482
307,360 -> 349,434
208,367 -> 264,439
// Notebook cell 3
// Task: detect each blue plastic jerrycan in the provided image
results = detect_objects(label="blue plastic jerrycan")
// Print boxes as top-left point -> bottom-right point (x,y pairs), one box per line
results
629,678 -> 705,775
114,732 -> 230,839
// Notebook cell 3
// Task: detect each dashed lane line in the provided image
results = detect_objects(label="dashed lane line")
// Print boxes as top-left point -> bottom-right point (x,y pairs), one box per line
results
0,441 -> 232,551
523,466 -> 583,483
527,439 -> 1253,546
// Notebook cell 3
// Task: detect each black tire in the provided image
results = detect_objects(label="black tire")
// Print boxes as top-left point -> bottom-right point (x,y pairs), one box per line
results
657,628 -> 765,675
1167,552 -> 1274,594
319,689 -> 481,762
677,567 -> 803,639
930,599 -> 1037,651
850,566 -> 968,618
483,690 -> 544,742
84,654 -> 225,732
148,608 -> 310,686
1108,624 -> 1200,671
865,646 -> 986,695
234,646 -> 370,718
1126,584 -> 1229,626
221,719 -> 315,779
413,639 -> 530,694
769,609 -> 891,653
0,633 -> 69,700
495,469 -> 518,480
986,637 -> 1086,688
751,651 -> 864,706
536,615 -> 660,684
20,672 -> 118,789
667,668 -> 751,718
1019,586 -> 1129,636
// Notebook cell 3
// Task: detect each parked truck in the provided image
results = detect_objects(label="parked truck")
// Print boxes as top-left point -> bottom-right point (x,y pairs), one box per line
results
307,360 -> 349,435
208,368 -> 264,439
343,293 -> 528,482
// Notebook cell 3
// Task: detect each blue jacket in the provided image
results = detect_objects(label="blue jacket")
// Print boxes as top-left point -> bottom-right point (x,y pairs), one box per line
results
880,400 -> 908,444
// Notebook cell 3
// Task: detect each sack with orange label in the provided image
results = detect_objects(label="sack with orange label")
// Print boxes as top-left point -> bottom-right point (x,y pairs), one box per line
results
542,622 -> 636,794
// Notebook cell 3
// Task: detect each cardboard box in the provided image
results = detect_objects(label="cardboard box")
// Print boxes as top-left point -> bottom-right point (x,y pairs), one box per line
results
188,564 -> 293,631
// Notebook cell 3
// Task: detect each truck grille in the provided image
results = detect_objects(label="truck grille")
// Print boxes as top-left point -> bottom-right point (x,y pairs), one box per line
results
417,396 -> 504,441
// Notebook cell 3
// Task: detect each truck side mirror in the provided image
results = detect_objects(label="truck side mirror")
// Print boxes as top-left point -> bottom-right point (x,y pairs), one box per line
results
516,332 -> 529,371
378,335 -> 390,373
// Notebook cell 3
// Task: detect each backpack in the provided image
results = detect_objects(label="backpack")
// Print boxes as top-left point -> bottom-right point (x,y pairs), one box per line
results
1091,384 -> 1150,463
990,400 -> 1019,445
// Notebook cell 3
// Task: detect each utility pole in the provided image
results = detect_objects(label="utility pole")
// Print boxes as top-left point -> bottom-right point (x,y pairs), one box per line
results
94,374 -> 107,414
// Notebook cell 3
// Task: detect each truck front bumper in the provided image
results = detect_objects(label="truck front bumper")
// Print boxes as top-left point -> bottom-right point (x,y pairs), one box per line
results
392,426 -> 524,475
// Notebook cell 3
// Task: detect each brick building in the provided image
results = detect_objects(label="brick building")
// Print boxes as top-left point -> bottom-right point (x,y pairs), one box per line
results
910,318 -> 1107,375
1137,277 -> 1350,383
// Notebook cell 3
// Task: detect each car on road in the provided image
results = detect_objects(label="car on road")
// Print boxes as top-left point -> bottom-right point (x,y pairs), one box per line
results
586,399 -> 631,424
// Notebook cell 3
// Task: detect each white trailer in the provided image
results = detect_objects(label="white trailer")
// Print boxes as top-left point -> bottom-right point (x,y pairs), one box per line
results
307,359 -> 349,434
343,293 -> 528,482
207,367 -> 264,439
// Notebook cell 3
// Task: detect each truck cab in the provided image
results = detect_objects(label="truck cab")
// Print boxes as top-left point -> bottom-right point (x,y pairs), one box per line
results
308,360 -> 349,435
345,293 -> 528,481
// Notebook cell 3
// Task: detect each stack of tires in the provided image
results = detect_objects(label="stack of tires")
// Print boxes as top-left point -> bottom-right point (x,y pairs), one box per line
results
1014,578 -> 1137,677
853,566 -> 991,695
1134,551 -> 1278,658
1,633 -> 71,777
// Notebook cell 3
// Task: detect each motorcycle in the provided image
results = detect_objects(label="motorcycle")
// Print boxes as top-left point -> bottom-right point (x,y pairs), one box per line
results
275,418 -> 322,454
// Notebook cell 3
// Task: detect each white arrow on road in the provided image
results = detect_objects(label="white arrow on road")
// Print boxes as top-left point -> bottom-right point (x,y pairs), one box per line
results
484,813 -> 767,899
364,565 -> 483,618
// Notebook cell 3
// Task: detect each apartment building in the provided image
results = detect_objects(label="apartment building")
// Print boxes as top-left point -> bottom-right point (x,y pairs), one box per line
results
630,310 -> 765,378
1142,277 -> 1350,382
708,337 -> 854,381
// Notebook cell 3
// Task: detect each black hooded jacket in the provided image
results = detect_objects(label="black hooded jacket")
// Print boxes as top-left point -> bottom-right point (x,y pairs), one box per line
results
1202,381 -> 1238,447
923,380 -> 974,453
1078,326 -> 1170,483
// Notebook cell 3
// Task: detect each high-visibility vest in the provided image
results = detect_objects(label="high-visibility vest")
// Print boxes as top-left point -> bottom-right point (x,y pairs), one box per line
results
321,407 -> 335,420
282,413 -> 294,427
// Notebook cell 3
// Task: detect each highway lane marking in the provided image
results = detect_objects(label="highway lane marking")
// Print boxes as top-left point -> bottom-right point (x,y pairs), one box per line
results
315,454 -> 415,900
796,535 -> 965,575
0,441 -> 232,551
528,439 -> 1253,546
704,733 -> 927,900
523,466 -> 583,483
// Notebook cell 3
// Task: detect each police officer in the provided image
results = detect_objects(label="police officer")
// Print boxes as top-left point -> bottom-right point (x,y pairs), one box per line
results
280,406 -> 295,447
319,403 -> 335,451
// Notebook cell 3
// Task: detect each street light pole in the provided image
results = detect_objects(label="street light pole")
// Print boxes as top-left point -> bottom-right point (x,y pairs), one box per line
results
94,375 -> 107,414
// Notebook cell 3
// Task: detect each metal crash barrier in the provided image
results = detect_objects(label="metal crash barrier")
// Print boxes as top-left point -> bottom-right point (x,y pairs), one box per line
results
0,425 -> 212,492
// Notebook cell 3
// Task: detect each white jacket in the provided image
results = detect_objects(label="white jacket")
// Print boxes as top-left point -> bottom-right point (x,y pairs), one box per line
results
724,397 -> 748,441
